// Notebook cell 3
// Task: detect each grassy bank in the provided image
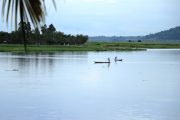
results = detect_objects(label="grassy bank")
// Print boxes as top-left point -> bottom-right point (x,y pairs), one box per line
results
0,42 -> 180,52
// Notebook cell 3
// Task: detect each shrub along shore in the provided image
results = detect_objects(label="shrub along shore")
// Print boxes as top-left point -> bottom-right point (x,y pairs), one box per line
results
0,42 -> 180,52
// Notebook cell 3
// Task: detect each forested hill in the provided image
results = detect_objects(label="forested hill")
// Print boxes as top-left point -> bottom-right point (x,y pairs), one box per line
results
143,26 -> 180,40
89,26 -> 180,42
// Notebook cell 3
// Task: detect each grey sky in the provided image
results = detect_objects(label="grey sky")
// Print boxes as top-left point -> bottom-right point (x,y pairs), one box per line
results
1,0 -> 180,36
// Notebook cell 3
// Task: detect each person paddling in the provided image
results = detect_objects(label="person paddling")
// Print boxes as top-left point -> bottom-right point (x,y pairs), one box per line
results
107,58 -> 110,63
114,56 -> 117,62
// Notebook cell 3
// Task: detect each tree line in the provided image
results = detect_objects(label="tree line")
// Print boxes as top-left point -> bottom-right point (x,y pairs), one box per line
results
0,22 -> 88,45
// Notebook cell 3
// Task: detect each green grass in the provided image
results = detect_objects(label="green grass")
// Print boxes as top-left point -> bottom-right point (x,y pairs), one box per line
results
0,42 -> 180,52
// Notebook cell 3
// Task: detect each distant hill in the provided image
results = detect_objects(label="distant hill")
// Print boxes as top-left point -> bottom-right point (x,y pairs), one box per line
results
143,26 -> 180,40
89,26 -> 180,42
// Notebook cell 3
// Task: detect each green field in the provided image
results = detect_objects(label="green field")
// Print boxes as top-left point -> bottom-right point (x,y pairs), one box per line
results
0,42 -> 180,52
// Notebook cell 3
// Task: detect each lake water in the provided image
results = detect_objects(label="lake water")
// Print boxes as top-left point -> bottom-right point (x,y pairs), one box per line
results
0,49 -> 180,120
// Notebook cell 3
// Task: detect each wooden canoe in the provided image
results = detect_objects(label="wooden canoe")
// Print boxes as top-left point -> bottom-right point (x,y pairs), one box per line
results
94,61 -> 110,64
115,59 -> 123,61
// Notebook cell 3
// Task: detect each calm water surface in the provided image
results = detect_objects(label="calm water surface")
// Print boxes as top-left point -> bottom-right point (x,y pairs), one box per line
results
0,49 -> 180,120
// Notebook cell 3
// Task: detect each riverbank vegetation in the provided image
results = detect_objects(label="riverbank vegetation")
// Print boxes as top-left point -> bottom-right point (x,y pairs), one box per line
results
0,23 -> 88,45
0,42 -> 180,52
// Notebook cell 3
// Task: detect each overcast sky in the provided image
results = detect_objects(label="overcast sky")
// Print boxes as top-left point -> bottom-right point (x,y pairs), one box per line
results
0,0 -> 180,36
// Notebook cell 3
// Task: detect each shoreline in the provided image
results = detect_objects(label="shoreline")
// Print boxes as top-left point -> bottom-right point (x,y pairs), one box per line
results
0,42 -> 180,52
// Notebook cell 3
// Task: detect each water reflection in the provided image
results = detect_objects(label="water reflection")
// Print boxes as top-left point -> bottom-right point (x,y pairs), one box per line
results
1,52 -> 88,73
0,50 -> 180,120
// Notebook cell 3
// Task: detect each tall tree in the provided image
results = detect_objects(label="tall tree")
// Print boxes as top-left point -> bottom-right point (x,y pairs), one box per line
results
34,27 -> 40,45
48,24 -> 56,33
41,24 -> 47,34
48,24 -> 56,43
1,0 -> 56,52
18,22 -> 32,42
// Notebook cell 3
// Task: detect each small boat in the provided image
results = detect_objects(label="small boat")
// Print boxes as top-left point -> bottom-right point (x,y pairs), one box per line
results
94,58 -> 110,64
114,57 -> 123,62
115,59 -> 123,61
94,61 -> 110,64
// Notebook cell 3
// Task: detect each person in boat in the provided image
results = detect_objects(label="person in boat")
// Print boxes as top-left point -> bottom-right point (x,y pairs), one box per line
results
114,57 -> 117,62
107,58 -> 110,63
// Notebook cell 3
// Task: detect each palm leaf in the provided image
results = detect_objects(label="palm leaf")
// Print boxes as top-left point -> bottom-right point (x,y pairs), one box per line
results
1,0 -> 56,29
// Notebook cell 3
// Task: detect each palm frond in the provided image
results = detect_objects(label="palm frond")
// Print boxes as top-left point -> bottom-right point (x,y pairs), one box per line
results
1,0 -> 56,29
